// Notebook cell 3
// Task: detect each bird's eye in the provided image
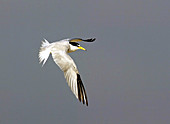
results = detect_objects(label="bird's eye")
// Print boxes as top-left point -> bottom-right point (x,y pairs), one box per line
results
69,42 -> 80,47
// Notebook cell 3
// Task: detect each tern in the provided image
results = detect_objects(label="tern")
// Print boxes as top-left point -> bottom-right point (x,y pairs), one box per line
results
39,38 -> 95,106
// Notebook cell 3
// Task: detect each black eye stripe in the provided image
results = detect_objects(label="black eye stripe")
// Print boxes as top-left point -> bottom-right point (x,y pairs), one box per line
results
69,42 -> 80,46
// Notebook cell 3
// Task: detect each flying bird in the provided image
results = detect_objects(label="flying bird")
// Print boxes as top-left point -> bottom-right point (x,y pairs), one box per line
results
39,38 -> 95,106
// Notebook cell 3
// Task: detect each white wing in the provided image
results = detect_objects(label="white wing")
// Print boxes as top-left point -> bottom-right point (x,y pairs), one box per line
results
51,51 -> 88,106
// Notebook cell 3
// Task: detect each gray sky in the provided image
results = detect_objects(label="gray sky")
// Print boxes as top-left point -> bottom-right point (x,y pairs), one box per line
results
0,0 -> 170,124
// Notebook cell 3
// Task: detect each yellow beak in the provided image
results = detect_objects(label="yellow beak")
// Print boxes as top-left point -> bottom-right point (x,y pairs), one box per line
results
78,46 -> 86,51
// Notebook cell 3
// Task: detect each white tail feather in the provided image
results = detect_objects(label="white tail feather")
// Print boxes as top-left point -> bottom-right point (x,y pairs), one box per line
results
39,39 -> 51,66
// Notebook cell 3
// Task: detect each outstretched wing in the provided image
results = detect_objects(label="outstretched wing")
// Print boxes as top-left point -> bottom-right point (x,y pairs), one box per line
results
70,38 -> 96,42
51,51 -> 88,106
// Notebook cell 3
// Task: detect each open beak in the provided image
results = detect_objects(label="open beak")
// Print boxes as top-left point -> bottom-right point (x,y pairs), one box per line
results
78,46 -> 86,51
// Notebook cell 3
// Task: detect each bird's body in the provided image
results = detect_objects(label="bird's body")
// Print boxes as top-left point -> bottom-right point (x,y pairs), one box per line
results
39,38 -> 95,106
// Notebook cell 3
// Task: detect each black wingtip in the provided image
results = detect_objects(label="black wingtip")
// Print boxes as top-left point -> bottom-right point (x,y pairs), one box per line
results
83,38 -> 96,42
77,74 -> 88,106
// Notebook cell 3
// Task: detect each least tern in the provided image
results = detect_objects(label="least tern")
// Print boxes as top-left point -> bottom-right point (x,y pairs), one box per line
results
39,38 -> 95,106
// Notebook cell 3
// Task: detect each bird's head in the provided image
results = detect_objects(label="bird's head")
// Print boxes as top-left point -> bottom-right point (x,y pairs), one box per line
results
68,38 -> 95,53
68,42 -> 86,53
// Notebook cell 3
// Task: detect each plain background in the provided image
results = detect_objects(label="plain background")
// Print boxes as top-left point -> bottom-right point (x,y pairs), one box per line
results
0,0 -> 170,124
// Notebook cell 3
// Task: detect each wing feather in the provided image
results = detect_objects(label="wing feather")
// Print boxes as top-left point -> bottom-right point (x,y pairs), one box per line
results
70,38 -> 96,42
51,51 -> 88,105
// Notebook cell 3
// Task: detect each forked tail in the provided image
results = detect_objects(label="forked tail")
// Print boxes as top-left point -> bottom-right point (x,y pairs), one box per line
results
38,39 -> 51,66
